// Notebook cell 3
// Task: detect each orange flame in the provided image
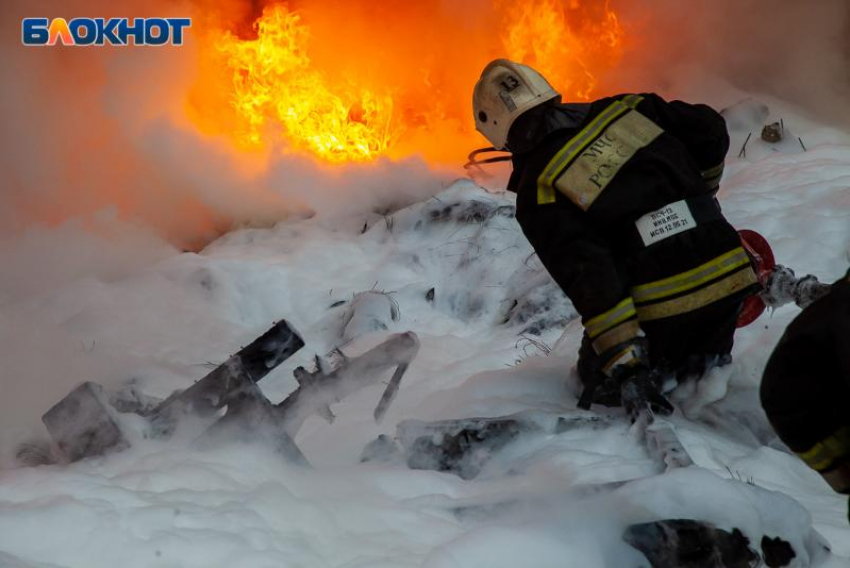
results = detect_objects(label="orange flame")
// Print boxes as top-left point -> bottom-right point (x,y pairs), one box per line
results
216,5 -> 397,163
500,0 -> 624,101
189,0 -> 625,166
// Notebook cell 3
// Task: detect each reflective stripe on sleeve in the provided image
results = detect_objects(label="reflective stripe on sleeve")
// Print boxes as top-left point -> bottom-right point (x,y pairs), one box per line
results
601,343 -> 641,376
634,267 -> 758,321
798,425 -> 850,472
631,247 -> 751,304
701,162 -> 725,191
700,162 -> 724,180
585,297 -> 637,339
591,319 -> 643,355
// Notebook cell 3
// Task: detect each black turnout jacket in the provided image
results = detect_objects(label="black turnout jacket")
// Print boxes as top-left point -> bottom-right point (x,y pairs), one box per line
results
507,93 -> 759,374
761,271 -> 850,493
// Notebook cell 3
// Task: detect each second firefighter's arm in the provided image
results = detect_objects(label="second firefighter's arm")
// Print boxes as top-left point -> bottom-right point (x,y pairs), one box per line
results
835,273 -> 850,385
517,200 -> 645,375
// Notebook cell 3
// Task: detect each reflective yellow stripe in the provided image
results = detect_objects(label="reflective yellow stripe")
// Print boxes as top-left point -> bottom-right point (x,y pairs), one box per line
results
700,162 -> 725,180
701,163 -> 725,191
798,426 -> 850,472
601,344 -> 640,375
541,101 -> 635,186
621,94 -> 644,109
591,319 -> 642,354
585,297 -> 636,339
553,110 -> 663,211
632,248 -> 751,303
635,267 -> 758,321
536,96 -> 644,205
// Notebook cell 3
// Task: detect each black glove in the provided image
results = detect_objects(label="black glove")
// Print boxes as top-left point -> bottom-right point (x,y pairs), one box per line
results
617,366 -> 674,422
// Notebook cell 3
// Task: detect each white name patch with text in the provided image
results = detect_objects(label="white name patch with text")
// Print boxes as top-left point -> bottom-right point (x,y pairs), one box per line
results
635,200 -> 697,246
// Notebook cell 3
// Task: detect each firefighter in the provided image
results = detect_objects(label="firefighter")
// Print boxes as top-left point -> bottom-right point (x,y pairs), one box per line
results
472,59 -> 762,416
761,269 -> 850,518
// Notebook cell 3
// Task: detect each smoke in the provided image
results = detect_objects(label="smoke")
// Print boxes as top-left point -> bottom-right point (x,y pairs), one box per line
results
0,0 -> 448,250
0,0 -> 847,459
607,0 -> 850,123
3,0 -> 845,250
0,0 -> 447,461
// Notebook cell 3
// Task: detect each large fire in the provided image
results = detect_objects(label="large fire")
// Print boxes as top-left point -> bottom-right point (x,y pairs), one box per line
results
188,0 -> 624,165
216,5 -> 396,163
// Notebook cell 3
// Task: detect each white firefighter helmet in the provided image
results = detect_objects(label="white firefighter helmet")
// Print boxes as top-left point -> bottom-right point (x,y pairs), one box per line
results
472,59 -> 559,150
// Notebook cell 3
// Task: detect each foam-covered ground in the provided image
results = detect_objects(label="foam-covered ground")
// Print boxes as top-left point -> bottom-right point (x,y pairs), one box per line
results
0,99 -> 848,567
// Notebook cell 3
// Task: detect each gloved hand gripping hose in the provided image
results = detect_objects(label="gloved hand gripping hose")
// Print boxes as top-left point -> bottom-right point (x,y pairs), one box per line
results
618,366 -> 675,423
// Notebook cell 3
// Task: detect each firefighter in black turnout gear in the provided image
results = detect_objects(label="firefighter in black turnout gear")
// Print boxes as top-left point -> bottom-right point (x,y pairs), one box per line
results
472,59 -> 760,416
761,270 -> 850,513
